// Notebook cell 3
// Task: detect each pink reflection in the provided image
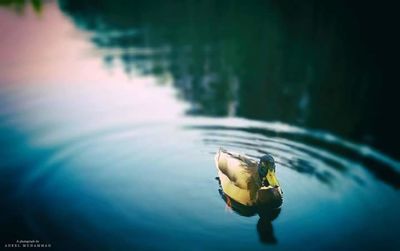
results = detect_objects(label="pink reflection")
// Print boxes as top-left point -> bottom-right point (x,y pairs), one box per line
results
0,2 -> 186,144
0,1 -> 130,86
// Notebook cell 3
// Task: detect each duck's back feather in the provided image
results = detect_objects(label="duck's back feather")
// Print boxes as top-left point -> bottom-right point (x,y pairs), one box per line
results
215,149 -> 262,205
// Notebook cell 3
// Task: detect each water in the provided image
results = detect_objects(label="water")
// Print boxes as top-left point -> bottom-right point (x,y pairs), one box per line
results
0,1 -> 399,251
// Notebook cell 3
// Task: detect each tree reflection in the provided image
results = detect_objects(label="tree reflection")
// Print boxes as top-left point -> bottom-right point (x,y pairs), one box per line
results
0,0 -> 42,14
58,0 -> 399,159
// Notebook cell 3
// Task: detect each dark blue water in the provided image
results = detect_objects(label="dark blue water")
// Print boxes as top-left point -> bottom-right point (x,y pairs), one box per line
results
0,1 -> 399,251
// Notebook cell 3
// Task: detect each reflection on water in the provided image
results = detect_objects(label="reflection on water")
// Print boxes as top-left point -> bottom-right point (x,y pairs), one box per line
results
0,0 -> 43,14
59,0 -> 400,158
0,1 -> 400,251
217,178 -> 281,245
257,216 -> 278,244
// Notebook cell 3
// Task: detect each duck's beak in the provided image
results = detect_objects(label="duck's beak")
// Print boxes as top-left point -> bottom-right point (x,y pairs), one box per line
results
266,169 -> 280,188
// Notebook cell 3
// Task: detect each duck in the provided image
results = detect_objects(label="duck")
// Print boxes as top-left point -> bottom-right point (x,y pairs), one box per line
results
215,148 -> 283,208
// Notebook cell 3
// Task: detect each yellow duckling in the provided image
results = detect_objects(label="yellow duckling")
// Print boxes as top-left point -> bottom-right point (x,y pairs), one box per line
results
215,148 -> 283,208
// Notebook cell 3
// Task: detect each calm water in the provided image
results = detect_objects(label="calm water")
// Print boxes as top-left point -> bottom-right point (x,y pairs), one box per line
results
0,1 -> 399,250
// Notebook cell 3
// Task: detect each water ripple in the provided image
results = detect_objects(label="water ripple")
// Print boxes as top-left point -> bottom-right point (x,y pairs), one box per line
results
184,118 -> 400,189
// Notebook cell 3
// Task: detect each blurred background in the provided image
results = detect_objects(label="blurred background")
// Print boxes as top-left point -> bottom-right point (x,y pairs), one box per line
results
0,0 -> 399,250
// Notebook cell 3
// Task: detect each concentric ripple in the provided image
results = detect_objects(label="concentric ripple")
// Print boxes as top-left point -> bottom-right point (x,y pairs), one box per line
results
184,118 -> 400,189
1,81 -> 399,250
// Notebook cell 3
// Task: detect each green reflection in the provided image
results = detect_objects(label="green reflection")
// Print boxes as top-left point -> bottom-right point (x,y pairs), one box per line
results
57,0 -> 386,152
0,0 -> 43,14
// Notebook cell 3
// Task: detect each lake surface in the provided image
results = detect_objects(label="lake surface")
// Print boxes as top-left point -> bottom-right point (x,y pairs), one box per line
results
0,1 -> 399,250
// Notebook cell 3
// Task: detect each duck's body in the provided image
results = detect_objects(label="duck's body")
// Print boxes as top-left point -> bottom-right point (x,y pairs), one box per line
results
215,149 -> 283,208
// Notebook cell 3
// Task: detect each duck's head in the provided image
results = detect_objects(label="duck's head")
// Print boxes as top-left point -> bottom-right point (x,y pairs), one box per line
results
258,154 -> 280,187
